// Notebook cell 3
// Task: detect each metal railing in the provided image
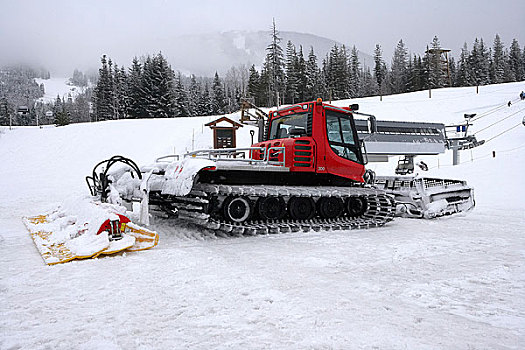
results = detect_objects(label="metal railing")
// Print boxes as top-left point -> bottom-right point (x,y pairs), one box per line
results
155,154 -> 180,163
183,146 -> 286,167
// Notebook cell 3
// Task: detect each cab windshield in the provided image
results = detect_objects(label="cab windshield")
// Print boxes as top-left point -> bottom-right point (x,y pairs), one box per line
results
269,112 -> 309,139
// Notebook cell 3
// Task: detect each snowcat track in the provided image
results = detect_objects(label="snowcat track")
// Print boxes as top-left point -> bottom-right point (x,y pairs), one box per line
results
170,184 -> 395,235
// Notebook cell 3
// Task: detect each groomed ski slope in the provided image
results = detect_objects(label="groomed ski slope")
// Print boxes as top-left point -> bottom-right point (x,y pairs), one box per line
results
1,82 -> 524,349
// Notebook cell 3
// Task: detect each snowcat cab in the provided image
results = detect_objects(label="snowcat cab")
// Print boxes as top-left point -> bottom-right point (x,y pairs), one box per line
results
248,98 -> 366,186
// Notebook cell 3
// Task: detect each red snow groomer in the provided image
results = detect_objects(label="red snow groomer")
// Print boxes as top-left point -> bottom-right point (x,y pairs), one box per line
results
88,99 -> 396,235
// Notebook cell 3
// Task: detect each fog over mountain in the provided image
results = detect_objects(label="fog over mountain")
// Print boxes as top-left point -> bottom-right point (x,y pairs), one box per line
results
158,30 -> 373,77
0,30 -> 371,77
1,0 -> 522,78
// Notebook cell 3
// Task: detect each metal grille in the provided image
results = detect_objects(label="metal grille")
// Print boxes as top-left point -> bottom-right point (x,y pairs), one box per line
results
293,140 -> 313,168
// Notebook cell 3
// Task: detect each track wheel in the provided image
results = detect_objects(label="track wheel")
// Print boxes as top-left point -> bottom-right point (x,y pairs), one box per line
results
257,196 -> 286,220
346,196 -> 368,217
317,197 -> 344,219
223,196 -> 253,223
288,196 -> 316,220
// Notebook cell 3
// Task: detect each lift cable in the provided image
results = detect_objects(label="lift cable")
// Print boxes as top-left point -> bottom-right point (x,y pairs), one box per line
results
483,123 -> 523,144
470,97 -> 521,122
427,142 -> 525,170
473,108 -> 524,135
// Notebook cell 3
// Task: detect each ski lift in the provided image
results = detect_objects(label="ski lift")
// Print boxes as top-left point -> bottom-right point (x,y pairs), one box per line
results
395,155 -> 415,175
416,161 -> 428,171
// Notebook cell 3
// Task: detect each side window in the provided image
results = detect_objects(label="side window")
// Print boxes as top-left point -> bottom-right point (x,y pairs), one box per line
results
340,118 -> 355,145
326,114 -> 343,142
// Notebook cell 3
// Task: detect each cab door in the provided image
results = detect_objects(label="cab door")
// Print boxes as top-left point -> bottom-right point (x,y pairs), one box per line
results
323,108 -> 365,182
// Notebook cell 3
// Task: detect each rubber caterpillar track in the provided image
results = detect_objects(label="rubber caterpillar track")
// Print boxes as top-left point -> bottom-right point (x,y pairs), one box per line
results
160,184 -> 396,235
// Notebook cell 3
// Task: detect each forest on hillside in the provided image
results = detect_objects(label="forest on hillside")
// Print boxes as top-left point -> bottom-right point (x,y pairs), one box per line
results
1,24 -> 524,126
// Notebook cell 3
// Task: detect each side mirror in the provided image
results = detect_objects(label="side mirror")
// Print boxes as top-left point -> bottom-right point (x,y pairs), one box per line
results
368,115 -> 377,133
350,104 -> 359,111
360,139 -> 369,165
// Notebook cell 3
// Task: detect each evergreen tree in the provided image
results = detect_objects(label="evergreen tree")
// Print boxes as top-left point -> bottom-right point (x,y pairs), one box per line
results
456,43 -> 471,86
478,38 -> 491,84
53,95 -> 62,117
295,46 -> 307,102
374,44 -> 387,96
428,36 -> 445,88
348,46 -> 360,98
70,89 -> 92,123
263,19 -> 285,106
305,46 -> 322,100
112,64 -> 128,119
407,55 -> 428,92
340,45 -> 350,98
469,38 -> 490,86
469,38 -> 481,85
503,48 -> 514,82
140,57 -> 154,117
211,72 -> 226,114
53,95 -> 70,126
448,56 -> 457,86
127,57 -> 144,118
508,39 -> 524,81
141,53 -> 176,118
173,72 -> 188,117
421,47 -> 431,90
187,74 -> 200,117
405,56 -> 414,91
360,66 -> 377,97
0,97 -> 9,125
258,68 -> 271,107
492,34 -> 506,83
325,44 -> 349,100
107,58 -> 115,118
70,69 -> 88,87
93,55 -> 113,121
488,47 -> 495,83
199,82 -> 212,116
247,65 -> 262,105
522,46 -> 525,80
284,40 -> 299,104
54,110 -> 70,126
390,39 -> 408,94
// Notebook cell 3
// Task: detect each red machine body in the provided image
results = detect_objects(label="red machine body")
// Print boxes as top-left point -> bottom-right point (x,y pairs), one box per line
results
251,100 -> 366,184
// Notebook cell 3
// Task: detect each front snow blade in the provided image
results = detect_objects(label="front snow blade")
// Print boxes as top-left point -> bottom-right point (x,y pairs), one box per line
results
125,222 -> 159,251
24,214 -> 109,265
24,201 -> 159,266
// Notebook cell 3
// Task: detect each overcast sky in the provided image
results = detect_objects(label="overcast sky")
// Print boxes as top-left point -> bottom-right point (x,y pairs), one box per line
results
1,0 -> 523,75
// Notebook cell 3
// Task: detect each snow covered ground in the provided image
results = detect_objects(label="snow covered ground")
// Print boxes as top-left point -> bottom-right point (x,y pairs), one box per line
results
35,77 -> 87,103
1,82 -> 524,349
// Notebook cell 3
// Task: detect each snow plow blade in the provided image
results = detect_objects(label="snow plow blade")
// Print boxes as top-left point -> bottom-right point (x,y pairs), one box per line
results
375,176 -> 475,219
24,200 -> 159,266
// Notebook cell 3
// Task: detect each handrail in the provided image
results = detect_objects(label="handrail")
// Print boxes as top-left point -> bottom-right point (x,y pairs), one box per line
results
184,146 -> 286,166
155,154 -> 180,162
